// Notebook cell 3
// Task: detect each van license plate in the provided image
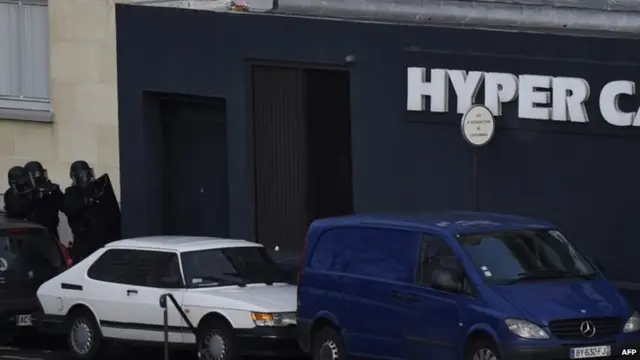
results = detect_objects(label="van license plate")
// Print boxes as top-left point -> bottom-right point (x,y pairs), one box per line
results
16,314 -> 32,326
571,345 -> 611,359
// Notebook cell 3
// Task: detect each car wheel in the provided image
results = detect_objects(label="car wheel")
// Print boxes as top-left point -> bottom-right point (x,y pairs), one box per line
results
466,338 -> 500,360
197,319 -> 238,360
67,309 -> 102,359
312,327 -> 348,360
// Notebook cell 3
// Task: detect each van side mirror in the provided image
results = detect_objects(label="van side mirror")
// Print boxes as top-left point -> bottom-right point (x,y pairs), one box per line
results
431,267 -> 462,293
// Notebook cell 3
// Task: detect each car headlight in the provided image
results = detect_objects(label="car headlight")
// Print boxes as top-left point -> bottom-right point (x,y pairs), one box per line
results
505,319 -> 549,339
624,311 -> 640,333
251,312 -> 296,327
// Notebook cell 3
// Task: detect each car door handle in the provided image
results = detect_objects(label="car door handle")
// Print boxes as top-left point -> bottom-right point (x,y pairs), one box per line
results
404,293 -> 420,302
126,289 -> 138,296
391,291 -> 405,299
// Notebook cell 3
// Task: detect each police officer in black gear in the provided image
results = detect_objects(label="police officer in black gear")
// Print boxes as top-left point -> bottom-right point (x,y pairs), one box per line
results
70,161 -> 94,188
64,160 -> 121,262
23,161 -> 63,239
3,166 -> 33,218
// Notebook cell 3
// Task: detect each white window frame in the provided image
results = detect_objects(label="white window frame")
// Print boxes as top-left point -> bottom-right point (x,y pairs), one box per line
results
0,0 -> 52,122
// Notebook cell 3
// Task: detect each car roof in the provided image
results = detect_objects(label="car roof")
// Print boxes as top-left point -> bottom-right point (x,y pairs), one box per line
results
105,235 -> 262,252
0,211 -> 46,230
309,211 -> 555,235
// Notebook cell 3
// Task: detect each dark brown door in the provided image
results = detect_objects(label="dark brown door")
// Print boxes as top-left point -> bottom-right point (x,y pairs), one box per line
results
251,66 -> 308,250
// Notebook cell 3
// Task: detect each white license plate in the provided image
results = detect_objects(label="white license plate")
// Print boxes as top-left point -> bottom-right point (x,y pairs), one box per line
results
16,314 -> 32,326
571,345 -> 611,359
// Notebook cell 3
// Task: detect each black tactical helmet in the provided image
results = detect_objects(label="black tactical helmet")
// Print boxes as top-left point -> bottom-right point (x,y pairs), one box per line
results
70,160 -> 95,187
7,166 -> 24,185
24,161 -> 48,187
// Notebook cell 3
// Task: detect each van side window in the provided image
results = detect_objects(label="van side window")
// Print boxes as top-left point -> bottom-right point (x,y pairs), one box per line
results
309,227 -> 416,283
416,235 -> 456,286
308,229 -> 354,273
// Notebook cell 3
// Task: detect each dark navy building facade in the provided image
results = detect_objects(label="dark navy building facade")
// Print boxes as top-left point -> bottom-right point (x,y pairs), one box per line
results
115,4 -> 640,284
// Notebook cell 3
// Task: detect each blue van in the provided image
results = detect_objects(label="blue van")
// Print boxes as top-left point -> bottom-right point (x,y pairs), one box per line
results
296,212 -> 640,360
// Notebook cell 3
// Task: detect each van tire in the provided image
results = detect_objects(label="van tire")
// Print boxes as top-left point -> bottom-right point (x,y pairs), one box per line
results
466,338 -> 500,360
67,309 -> 103,360
312,327 -> 348,360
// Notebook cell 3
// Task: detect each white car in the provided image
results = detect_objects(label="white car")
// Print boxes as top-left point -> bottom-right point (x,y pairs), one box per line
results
32,236 -> 299,360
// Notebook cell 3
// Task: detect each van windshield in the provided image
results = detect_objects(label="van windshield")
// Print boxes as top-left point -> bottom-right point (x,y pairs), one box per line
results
458,229 -> 597,284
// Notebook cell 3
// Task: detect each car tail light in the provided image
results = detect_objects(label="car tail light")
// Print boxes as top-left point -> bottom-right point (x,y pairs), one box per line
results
6,228 -> 26,235
59,244 -> 73,267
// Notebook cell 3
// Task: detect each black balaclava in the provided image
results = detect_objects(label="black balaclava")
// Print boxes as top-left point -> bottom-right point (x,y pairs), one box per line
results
7,166 -> 26,192
24,161 -> 49,189
70,160 -> 95,188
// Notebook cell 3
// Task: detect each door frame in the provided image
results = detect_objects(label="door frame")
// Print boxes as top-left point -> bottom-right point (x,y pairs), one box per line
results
244,60 -> 351,244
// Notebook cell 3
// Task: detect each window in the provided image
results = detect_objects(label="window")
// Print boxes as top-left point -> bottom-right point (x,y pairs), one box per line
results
415,235 -> 457,286
458,229 -> 596,284
309,227 -> 417,283
181,246 -> 283,288
0,0 -> 51,121
0,227 -> 64,287
88,249 -> 137,284
88,249 -> 182,287
135,250 -> 182,288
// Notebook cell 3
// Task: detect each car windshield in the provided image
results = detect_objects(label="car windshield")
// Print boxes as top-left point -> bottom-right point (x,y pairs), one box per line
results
181,246 -> 285,288
458,229 -> 596,284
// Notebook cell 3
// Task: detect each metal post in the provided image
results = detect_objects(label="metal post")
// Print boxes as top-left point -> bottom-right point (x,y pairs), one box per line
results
163,307 -> 169,360
472,149 -> 479,211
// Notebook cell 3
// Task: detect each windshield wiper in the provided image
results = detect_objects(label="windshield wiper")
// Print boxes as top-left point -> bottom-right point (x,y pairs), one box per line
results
222,272 -> 277,286
500,270 -> 596,285
193,275 -> 246,287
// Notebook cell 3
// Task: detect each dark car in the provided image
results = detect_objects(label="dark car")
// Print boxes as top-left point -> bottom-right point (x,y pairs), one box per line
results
268,248 -> 300,284
0,211 -> 72,343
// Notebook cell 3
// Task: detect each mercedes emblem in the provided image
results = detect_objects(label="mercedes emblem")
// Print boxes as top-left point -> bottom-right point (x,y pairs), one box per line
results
580,321 -> 596,338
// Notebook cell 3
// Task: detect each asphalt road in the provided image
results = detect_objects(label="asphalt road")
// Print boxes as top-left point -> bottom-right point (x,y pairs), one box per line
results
0,338 -> 309,360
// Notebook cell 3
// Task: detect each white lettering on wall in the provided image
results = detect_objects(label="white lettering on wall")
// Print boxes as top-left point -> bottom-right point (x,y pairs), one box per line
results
406,68 -> 448,112
552,77 -> 590,123
598,80 -> 640,127
484,72 -> 518,116
448,70 -> 484,114
518,75 -> 551,120
406,67 -> 638,126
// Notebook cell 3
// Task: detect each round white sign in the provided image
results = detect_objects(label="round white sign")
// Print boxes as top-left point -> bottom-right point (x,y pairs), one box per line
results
0,258 -> 8,272
461,105 -> 496,147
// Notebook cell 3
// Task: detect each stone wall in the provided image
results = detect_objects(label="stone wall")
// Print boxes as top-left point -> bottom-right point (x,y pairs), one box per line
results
0,0 -> 125,245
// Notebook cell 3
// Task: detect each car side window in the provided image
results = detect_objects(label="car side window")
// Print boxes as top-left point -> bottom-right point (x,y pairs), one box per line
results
415,234 -> 457,287
134,251 -> 182,288
87,249 -> 138,285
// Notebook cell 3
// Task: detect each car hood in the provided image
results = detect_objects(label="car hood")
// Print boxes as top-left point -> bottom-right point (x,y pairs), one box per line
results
184,283 -> 296,312
491,279 -> 631,325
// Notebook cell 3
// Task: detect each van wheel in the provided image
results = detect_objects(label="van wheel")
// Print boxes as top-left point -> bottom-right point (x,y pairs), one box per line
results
197,319 -> 238,360
312,327 -> 347,360
67,309 -> 103,359
466,339 -> 500,360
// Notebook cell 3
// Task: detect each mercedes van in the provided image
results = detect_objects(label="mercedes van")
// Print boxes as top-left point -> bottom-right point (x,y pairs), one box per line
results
297,212 -> 640,360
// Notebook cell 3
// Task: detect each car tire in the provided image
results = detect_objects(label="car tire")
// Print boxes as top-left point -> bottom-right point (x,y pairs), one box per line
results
312,327 -> 348,360
197,319 -> 238,360
67,309 -> 103,360
466,338 -> 501,360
